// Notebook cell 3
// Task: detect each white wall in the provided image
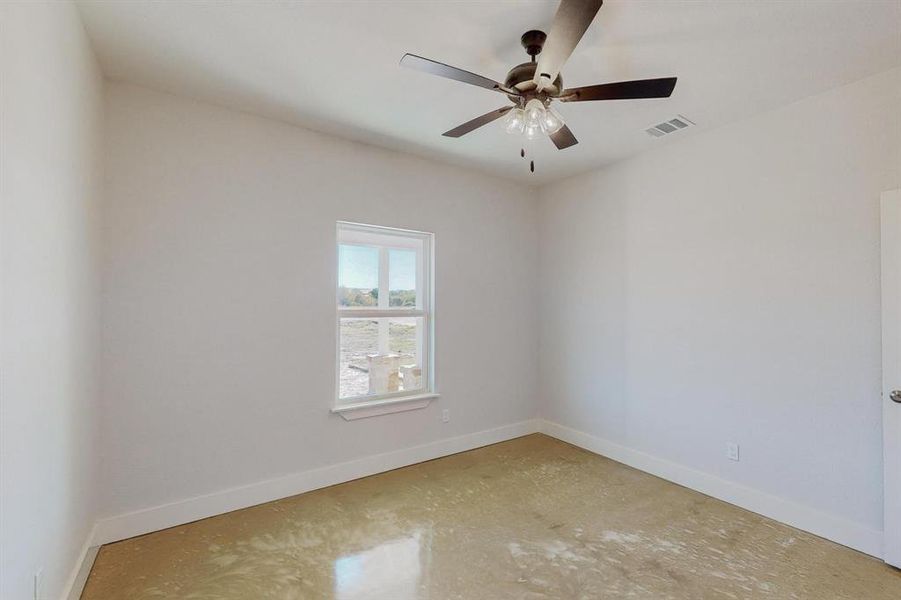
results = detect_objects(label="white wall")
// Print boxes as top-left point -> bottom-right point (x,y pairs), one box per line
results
100,83 -> 539,519
539,68 -> 901,536
0,2 -> 103,599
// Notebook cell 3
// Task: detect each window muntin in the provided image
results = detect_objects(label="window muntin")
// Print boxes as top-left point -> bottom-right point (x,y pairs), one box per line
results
336,222 -> 432,405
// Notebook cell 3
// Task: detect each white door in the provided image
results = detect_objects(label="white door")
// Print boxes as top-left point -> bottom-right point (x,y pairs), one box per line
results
882,189 -> 901,567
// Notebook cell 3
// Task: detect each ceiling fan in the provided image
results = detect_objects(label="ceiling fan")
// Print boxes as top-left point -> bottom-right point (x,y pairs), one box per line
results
400,0 -> 676,162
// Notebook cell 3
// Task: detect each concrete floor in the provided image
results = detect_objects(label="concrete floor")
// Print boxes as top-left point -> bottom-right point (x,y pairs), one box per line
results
82,434 -> 901,599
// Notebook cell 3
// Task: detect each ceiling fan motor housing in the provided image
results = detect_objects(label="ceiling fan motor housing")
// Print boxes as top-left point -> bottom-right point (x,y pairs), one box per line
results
505,62 -> 562,102
507,30 -> 562,102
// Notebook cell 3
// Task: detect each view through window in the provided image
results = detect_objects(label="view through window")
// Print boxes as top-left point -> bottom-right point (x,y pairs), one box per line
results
336,222 -> 432,404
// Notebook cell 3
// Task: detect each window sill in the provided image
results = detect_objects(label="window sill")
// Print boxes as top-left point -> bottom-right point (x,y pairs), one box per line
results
331,393 -> 439,421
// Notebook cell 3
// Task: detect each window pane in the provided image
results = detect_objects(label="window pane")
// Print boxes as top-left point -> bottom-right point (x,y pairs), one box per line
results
339,317 -> 424,400
389,249 -> 417,308
338,244 -> 378,307
338,318 -> 378,399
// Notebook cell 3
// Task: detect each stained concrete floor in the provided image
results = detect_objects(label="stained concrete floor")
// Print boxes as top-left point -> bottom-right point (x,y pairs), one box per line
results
82,434 -> 901,599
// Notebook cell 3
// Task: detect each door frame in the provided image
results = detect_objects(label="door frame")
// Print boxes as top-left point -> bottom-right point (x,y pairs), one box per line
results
882,188 -> 901,567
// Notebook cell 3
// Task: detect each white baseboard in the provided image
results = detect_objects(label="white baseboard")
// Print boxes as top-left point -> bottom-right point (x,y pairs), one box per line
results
539,420 -> 884,559
81,416 -> 880,585
90,419 -> 541,547
61,527 -> 99,600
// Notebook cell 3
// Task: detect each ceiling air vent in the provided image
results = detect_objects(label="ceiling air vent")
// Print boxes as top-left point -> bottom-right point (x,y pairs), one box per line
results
646,115 -> 695,138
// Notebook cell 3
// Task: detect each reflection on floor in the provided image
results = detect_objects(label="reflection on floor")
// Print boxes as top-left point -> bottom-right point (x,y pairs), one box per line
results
81,434 -> 901,599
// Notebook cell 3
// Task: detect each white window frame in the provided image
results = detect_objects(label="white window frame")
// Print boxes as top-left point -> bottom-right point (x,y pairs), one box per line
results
332,222 -> 437,420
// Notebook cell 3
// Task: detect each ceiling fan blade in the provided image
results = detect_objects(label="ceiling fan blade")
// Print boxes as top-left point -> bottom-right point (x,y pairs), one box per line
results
561,77 -> 677,102
549,124 -> 578,150
443,106 -> 513,138
534,0 -> 604,90
401,54 -> 503,91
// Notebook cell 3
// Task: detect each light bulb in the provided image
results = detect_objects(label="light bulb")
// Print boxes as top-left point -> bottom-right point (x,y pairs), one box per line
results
523,98 -> 545,132
524,123 -> 541,140
503,108 -> 525,135
541,105 -> 565,135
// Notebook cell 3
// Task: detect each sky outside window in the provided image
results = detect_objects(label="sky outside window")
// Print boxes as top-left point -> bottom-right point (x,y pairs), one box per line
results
338,244 -> 416,291
389,249 -> 416,291
338,244 -> 378,289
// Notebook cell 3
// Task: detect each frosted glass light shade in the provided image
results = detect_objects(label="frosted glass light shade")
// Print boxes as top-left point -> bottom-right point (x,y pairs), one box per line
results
541,105 -> 565,135
503,108 -> 525,135
523,98 -> 545,131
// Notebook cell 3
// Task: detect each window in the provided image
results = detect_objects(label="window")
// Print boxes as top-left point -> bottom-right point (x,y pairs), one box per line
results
334,222 -> 434,417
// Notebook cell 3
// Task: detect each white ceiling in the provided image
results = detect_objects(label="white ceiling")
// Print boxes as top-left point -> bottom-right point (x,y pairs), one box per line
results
75,0 -> 901,185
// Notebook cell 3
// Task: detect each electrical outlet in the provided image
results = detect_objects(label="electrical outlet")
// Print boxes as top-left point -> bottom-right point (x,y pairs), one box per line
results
441,409 -> 450,423
34,568 -> 43,600
727,443 -> 740,462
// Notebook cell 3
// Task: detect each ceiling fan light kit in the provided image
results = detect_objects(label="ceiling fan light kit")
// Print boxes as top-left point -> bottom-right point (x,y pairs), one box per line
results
504,98 -> 566,140
399,0 -> 677,171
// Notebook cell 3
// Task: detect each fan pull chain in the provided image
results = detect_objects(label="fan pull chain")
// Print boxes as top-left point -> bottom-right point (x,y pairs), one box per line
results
519,148 -> 535,173
519,147 -> 534,174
